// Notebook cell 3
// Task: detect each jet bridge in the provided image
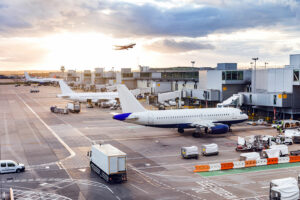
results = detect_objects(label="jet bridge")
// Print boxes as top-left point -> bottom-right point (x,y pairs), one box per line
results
158,91 -> 182,103
217,94 -> 244,108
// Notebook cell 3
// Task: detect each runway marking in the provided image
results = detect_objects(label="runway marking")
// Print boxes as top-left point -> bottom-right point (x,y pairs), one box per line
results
128,164 -> 204,200
130,183 -> 149,194
16,93 -> 76,161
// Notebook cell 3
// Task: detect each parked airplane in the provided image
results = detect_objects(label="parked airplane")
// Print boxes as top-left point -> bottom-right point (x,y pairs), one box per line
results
113,85 -> 248,137
24,72 -> 60,84
57,80 -> 118,104
114,43 -> 136,50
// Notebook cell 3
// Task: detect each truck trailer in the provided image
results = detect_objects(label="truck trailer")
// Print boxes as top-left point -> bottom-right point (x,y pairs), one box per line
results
88,144 -> 127,183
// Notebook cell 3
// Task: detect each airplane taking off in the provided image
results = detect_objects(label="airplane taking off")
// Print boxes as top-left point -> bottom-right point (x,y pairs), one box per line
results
113,85 -> 248,137
57,80 -> 118,103
24,72 -> 60,84
114,43 -> 136,50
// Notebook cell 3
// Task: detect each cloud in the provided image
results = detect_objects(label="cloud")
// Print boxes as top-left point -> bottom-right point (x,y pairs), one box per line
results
145,39 -> 215,53
0,0 -> 299,38
0,39 -> 48,65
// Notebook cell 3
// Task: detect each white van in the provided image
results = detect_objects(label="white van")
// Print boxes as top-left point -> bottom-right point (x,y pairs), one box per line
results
0,160 -> 25,174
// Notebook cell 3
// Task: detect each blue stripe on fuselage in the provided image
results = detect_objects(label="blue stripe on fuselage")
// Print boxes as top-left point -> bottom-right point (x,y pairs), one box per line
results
146,119 -> 247,128
113,113 -> 132,121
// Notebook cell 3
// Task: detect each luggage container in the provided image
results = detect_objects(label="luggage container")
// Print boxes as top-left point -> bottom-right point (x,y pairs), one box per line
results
239,152 -> 260,161
181,146 -> 199,159
202,143 -> 218,156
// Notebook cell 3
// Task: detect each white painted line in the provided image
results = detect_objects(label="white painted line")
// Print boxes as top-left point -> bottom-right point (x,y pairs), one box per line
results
16,93 -> 75,161
130,184 -> 149,194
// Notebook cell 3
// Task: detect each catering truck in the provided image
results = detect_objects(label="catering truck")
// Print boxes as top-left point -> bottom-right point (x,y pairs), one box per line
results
88,144 -> 127,183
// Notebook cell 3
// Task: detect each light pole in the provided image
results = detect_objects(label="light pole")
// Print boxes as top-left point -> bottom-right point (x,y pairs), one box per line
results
191,61 -> 195,67
252,57 -> 258,93
265,62 -> 268,69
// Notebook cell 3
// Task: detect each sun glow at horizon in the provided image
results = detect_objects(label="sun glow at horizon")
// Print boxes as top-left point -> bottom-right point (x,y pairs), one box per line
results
40,32 -> 141,71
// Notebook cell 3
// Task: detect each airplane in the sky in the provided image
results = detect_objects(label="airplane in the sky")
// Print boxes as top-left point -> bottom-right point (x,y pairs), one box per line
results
113,85 -> 248,137
57,80 -> 118,104
114,43 -> 136,50
24,72 -> 60,84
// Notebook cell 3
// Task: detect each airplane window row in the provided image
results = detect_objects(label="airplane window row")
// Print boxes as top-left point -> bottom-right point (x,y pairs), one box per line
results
156,113 -> 230,120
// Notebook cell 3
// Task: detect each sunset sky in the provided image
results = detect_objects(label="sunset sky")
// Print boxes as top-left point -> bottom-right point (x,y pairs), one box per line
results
0,0 -> 300,71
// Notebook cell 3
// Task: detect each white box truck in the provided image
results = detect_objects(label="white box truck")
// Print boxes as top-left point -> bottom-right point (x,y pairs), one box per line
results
66,102 -> 81,113
88,144 -> 127,183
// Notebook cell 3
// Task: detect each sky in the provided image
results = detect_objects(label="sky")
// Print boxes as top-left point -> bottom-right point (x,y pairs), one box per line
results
0,0 -> 300,71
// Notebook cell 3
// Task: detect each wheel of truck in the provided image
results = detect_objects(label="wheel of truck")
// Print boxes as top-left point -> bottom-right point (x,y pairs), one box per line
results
16,169 -> 20,173
101,171 -> 109,182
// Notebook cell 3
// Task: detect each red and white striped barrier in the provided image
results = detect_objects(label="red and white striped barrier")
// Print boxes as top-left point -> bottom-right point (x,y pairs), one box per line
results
194,155 -> 300,173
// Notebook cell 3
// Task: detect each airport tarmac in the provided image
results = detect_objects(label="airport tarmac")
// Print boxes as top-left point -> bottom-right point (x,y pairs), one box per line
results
1,85 -> 300,200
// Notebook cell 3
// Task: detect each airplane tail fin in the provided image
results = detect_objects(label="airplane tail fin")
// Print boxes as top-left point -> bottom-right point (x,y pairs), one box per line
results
117,84 -> 146,113
59,80 -> 74,94
24,72 -> 31,80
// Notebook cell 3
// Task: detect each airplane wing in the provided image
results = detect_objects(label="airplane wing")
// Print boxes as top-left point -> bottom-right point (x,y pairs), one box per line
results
190,120 -> 217,128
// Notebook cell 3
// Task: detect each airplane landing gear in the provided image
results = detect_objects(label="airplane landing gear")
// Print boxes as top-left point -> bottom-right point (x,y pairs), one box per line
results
228,125 -> 232,132
178,128 -> 184,134
193,127 -> 203,138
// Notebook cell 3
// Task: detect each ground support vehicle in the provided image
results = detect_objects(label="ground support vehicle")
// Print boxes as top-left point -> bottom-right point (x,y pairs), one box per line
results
261,145 -> 289,158
88,144 -> 127,183
239,152 -> 260,161
236,135 -> 265,152
50,106 -> 69,114
269,177 -> 299,200
66,102 -> 81,113
0,160 -> 25,174
201,144 -> 218,156
181,146 -> 199,159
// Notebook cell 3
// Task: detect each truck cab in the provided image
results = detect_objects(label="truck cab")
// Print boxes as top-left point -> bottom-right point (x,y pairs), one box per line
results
0,160 -> 25,174
270,177 -> 299,200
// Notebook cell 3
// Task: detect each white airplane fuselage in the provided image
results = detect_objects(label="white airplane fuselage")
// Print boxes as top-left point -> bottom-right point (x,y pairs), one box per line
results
58,92 -> 118,103
114,107 -> 248,128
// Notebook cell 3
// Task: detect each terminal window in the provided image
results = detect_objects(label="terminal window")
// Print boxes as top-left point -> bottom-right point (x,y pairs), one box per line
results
222,71 -> 243,81
294,70 -> 299,81
122,73 -> 133,78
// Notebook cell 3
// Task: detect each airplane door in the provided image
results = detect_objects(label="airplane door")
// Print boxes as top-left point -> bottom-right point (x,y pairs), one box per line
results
148,112 -> 154,125
231,112 -> 237,120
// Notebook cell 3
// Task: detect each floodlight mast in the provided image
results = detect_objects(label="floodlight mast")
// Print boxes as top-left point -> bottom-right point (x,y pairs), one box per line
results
252,57 -> 258,93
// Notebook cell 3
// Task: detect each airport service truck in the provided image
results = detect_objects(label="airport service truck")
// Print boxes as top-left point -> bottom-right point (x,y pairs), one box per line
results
88,144 -> 127,183
66,102 -> 80,113
269,177 -> 299,200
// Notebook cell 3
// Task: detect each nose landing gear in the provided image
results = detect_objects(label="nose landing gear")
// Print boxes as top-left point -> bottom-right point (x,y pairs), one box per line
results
178,128 -> 184,134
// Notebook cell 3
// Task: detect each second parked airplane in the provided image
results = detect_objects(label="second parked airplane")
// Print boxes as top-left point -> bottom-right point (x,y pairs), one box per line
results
57,80 -> 118,103
113,85 -> 248,137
